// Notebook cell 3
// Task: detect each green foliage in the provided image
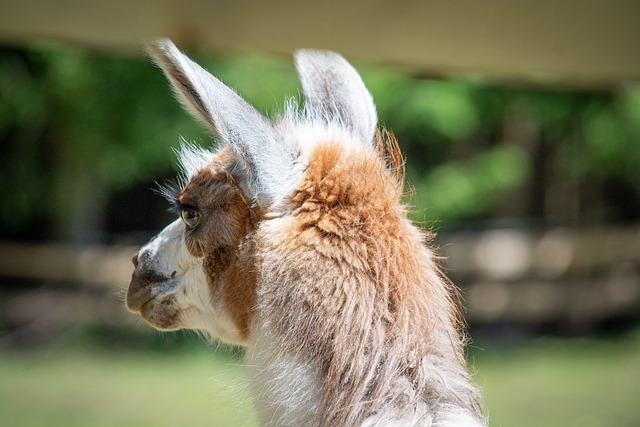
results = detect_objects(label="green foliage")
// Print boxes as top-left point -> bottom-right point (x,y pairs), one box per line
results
1,43 -> 639,239
198,54 -> 301,115
364,70 -> 479,140
38,44 -> 206,187
0,44 -> 203,238
582,91 -> 640,186
413,144 -> 530,222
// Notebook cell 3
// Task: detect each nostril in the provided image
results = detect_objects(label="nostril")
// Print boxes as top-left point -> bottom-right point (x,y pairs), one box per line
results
132,251 -> 139,268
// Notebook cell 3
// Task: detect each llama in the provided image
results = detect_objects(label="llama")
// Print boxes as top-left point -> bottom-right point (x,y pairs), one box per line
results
126,39 -> 486,427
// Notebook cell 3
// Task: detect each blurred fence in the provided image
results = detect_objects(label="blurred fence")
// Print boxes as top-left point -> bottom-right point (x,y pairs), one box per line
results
442,225 -> 640,332
1,224 -> 639,344
0,242 -> 134,289
0,242 -> 138,346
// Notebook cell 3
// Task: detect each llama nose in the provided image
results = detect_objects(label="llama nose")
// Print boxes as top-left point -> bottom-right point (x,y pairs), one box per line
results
132,251 -> 139,268
127,263 -> 169,312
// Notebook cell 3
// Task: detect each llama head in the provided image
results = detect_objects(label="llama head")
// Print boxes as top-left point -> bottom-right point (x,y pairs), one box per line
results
127,39 -> 378,343
126,146 -> 258,342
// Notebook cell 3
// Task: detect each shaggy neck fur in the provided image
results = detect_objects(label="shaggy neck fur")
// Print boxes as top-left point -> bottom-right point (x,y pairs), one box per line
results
247,130 -> 484,426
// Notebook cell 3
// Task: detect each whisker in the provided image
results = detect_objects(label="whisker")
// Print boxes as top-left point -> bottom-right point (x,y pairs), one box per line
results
155,179 -> 181,206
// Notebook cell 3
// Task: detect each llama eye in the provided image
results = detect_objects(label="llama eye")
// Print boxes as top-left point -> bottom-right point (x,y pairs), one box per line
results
180,208 -> 200,228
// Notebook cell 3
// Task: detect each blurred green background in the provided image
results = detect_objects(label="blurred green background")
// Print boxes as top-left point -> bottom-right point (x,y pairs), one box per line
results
3,43 -> 640,241
1,40 -> 639,427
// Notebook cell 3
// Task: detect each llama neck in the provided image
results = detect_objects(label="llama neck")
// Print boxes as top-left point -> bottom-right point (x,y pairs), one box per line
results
246,321 -> 322,427
245,310 -> 483,427
244,142 -> 484,426
245,217 -> 484,427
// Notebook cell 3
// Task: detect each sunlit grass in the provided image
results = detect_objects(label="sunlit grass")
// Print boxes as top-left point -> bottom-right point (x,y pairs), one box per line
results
1,333 -> 639,427
472,334 -> 640,427
0,347 -> 258,427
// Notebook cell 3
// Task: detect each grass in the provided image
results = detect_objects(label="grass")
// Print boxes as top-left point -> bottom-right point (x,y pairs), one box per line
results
0,333 -> 639,427
471,334 -> 640,427
0,347 -> 258,427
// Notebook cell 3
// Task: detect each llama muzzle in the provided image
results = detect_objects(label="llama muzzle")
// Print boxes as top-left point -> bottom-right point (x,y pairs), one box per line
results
126,253 -> 172,312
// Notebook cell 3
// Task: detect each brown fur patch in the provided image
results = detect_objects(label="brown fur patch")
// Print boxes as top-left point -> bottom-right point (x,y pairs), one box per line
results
178,147 -> 259,340
375,128 -> 406,191
257,140 -> 483,426
222,234 -> 259,338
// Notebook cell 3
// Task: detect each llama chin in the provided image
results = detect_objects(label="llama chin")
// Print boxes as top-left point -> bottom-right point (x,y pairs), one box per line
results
126,39 -> 486,427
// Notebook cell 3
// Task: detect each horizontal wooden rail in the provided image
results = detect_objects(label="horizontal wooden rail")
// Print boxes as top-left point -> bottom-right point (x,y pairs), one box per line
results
1,0 -> 639,88
0,242 -> 136,289
1,224 -> 639,326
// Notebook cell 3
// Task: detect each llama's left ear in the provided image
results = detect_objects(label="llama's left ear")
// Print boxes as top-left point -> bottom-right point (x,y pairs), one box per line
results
147,39 -> 300,207
295,50 -> 378,145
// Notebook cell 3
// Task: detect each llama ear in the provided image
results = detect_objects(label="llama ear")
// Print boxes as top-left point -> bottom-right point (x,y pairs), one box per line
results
147,39 -> 299,206
294,50 -> 378,144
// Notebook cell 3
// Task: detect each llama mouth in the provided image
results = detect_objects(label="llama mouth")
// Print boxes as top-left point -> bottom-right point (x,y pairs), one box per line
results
139,293 -> 181,331
126,271 -> 177,312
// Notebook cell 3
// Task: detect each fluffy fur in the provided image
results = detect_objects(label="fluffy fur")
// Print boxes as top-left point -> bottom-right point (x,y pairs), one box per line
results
126,39 -> 486,426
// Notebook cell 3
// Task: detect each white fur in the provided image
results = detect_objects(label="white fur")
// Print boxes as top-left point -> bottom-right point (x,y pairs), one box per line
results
294,49 -> 378,145
150,39 -> 300,207
175,139 -> 216,185
246,322 -> 321,427
360,406 -> 482,427
247,100 -> 377,209
150,40 -> 379,210
138,218 -> 243,343
280,99 -> 373,158
361,407 -> 483,427
433,409 -> 485,427
139,218 -> 198,276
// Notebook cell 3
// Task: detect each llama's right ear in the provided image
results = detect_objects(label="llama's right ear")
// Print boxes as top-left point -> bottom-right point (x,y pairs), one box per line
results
147,39 -> 299,206
294,50 -> 378,145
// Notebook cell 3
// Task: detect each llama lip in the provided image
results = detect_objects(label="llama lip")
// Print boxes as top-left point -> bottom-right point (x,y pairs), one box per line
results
126,284 -> 156,312
126,269 -> 175,312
